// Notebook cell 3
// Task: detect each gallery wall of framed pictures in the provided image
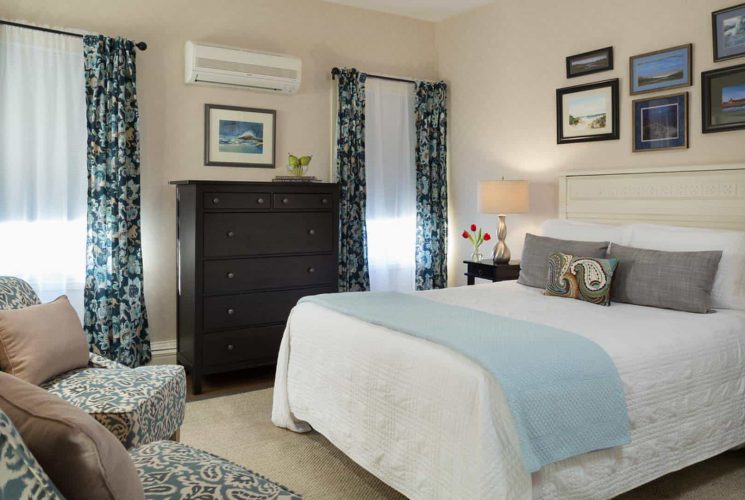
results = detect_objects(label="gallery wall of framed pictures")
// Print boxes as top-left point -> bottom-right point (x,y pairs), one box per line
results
557,1 -> 745,151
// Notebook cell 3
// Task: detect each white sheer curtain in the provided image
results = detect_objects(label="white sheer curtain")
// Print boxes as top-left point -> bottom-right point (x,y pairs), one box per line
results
365,78 -> 417,292
0,25 -> 87,316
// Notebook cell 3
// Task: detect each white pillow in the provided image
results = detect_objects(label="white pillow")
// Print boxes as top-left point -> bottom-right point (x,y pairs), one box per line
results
627,224 -> 745,311
540,219 -> 629,244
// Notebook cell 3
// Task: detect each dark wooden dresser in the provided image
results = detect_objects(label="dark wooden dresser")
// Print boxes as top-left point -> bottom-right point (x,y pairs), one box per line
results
171,180 -> 339,394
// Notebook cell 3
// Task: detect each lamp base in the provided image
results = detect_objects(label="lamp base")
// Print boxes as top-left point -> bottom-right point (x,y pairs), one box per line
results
492,242 -> 511,264
492,214 -> 511,264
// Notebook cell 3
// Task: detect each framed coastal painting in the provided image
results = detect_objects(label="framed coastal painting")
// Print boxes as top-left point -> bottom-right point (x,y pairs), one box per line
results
556,79 -> 619,144
629,44 -> 692,95
702,63 -> 745,133
566,46 -> 613,78
204,104 -> 276,168
713,3 -> 745,62
632,92 -> 688,152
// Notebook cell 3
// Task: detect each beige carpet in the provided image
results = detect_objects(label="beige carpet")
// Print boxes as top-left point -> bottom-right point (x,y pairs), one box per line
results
181,388 -> 745,499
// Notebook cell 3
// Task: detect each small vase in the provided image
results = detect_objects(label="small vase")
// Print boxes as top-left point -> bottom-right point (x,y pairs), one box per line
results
470,248 -> 483,262
288,164 -> 308,177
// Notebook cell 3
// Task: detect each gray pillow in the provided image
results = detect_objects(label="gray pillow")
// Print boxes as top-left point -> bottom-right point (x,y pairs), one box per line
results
518,234 -> 609,288
608,244 -> 723,313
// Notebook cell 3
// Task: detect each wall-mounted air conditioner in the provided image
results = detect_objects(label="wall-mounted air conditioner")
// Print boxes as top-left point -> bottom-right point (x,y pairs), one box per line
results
185,41 -> 301,95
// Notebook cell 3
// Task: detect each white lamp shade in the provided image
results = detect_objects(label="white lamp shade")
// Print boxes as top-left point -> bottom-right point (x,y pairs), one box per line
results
478,180 -> 529,214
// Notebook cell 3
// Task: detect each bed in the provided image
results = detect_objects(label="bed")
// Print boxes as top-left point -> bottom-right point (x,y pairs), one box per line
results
273,165 -> 745,499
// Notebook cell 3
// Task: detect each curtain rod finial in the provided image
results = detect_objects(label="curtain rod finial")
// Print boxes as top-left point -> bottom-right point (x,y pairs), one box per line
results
331,67 -> 340,80
135,41 -> 147,51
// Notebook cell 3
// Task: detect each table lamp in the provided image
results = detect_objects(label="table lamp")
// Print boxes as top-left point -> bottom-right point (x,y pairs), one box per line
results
478,180 -> 529,264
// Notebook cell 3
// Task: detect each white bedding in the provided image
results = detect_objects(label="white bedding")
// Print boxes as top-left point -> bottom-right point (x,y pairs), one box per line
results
272,282 -> 745,499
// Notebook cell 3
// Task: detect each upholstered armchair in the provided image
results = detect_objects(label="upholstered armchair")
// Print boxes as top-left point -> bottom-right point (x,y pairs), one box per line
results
0,407 -> 301,499
0,276 -> 186,449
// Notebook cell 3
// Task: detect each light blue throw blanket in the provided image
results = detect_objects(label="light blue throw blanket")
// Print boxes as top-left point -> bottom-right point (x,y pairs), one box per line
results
299,292 -> 630,473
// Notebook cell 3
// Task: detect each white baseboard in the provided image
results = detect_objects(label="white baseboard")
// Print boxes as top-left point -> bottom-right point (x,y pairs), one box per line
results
150,340 -> 177,365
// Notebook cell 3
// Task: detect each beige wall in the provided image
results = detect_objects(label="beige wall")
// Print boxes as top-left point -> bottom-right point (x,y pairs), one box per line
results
4,0 -> 745,338
2,0 -> 437,344
437,0 -> 745,285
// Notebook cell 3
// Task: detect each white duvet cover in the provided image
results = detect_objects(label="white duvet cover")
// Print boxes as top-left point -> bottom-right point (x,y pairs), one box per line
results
272,282 -> 745,499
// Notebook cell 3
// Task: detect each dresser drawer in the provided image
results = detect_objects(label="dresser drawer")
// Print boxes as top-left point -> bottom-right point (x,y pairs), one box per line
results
203,286 -> 335,330
204,255 -> 336,293
203,212 -> 333,257
273,193 -> 333,210
204,192 -> 269,210
202,325 -> 284,370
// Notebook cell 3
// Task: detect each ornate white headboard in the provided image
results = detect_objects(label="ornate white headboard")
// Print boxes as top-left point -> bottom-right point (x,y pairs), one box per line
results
558,164 -> 745,231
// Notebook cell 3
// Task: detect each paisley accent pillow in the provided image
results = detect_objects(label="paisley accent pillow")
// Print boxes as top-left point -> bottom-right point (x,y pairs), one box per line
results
544,252 -> 619,306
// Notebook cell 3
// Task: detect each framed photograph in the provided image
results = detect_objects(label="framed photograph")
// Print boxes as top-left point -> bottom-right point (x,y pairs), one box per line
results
566,46 -> 613,78
713,3 -> 745,62
702,63 -> 745,134
556,78 -> 620,144
632,92 -> 688,152
204,104 -> 276,168
629,44 -> 692,95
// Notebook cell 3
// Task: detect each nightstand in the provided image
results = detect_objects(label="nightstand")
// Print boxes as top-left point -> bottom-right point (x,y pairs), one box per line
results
463,260 -> 520,285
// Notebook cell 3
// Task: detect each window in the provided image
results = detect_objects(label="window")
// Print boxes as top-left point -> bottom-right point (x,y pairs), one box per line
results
365,78 -> 417,292
0,25 -> 87,316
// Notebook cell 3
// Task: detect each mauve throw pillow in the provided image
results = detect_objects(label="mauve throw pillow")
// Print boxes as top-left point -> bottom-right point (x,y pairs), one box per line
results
608,244 -> 723,313
0,296 -> 89,385
518,234 -> 610,288
0,372 -> 144,500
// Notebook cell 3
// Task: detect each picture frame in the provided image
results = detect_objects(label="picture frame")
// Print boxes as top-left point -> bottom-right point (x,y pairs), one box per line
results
713,2 -> 745,62
629,44 -> 692,95
556,78 -> 620,144
566,46 -> 614,78
632,92 -> 688,152
204,104 -> 276,168
702,63 -> 745,134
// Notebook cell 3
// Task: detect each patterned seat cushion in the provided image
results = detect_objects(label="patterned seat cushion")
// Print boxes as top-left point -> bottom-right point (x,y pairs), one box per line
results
42,365 -> 186,449
0,409 -> 62,500
130,440 -> 302,500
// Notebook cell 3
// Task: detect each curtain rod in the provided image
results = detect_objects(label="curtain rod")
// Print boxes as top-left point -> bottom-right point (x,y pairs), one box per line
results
331,67 -> 415,85
0,20 -> 147,51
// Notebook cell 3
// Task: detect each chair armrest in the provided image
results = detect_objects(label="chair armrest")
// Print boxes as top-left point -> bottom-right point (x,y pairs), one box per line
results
88,352 -> 129,370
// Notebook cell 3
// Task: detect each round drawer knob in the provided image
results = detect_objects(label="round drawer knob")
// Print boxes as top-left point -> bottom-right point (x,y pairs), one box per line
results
227,344 -> 234,351
227,272 -> 235,279
227,308 -> 235,316
212,197 -> 220,204
227,231 -> 235,238
307,267 -> 316,273
282,197 -> 289,204
257,197 -> 264,204
321,198 -> 329,204
308,229 -> 316,236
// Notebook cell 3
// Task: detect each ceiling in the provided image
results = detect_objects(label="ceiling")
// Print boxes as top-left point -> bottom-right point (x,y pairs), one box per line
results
319,0 -> 496,22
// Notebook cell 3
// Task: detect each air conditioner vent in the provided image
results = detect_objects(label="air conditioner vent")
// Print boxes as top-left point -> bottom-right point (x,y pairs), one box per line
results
195,57 -> 298,80
195,77 -> 284,92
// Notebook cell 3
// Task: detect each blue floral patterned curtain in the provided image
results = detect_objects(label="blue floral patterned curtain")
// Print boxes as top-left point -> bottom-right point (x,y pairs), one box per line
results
83,35 -> 151,367
336,68 -> 370,292
414,81 -> 449,290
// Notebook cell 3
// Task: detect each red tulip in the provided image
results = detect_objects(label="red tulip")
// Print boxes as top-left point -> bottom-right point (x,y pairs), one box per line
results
470,224 -> 477,232
484,233 -> 492,241
462,230 -> 469,239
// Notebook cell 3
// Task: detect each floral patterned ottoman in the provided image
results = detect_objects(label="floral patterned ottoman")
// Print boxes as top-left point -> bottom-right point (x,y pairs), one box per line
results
42,365 -> 186,449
